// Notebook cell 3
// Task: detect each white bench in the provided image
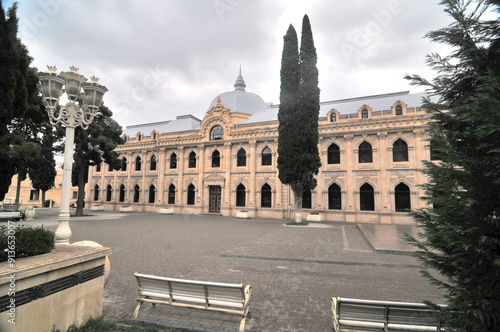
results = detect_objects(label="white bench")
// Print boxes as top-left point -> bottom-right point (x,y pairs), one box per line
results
0,211 -> 22,220
332,297 -> 446,332
134,273 -> 252,331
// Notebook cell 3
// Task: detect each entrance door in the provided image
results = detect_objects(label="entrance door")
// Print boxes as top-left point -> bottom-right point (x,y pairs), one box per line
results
209,186 -> 221,213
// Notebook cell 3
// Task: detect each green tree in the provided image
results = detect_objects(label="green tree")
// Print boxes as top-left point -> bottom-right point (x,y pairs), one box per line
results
406,1 -> 500,330
278,15 -> 321,222
72,104 -> 124,216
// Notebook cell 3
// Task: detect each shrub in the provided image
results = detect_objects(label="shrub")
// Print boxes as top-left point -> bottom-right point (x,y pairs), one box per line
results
0,225 -> 55,262
43,200 -> 55,207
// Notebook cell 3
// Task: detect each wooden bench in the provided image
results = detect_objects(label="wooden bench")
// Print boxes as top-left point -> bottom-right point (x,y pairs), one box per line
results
0,211 -> 22,220
134,273 -> 252,331
332,297 -> 446,331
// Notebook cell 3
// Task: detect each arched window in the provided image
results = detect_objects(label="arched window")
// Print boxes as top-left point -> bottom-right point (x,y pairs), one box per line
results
395,105 -> 403,115
237,148 -> 246,167
96,163 -> 101,172
187,184 -> 195,205
302,189 -> 312,209
94,184 -> 99,201
188,152 -> 196,168
261,183 -> 272,208
393,139 -> 408,162
119,184 -> 126,202
361,109 -> 368,119
134,184 -> 140,203
236,184 -> 246,207
328,184 -> 341,210
327,143 -> 340,164
358,141 -> 373,163
330,113 -> 336,123
262,147 -> 272,166
360,183 -> 375,211
106,184 -> 112,201
168,184 -> 176,205
170,153 -> 177,169
149,184 -> 156,204
210,125 -> 224,141
153,132 -> 157,140
135,156 -> 141,171
150,155 -> 157,171
212,150 -> 220,168
121,158 -> 127,171
395,183 -> 411,212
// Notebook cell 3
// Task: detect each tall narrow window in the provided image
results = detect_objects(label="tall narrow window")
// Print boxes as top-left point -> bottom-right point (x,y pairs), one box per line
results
119,184 -> 126,202
150,155 -> 157,171
108,163 -> 113,172
261,183 -> 272,208
121,158 -> 127,171
361,109 -> 368,119
236,184 -> 246,207
302,189 -> 312,209
149,184 -> 156,203
395,105 -> 403,115
94,184 -> 100,201
330,113 -> 336,123
237,148 -> 246,167
135,156 -> 141,171
187,184 -> 195,205
106,184 -> 112,201
170,153 -> 177,169
96,163 -> 101,172
188,152 -> 196,168
358,141 -> 373,163
134,185 -> 140,203
393,139 -> 408,162
168,184 -> 176,204
360,183 -> 375,211
210,125 -> 224,140
328,184 -> 341,210
395,183 -> 411,212
327,143 -> 340,164
212,150 -> 220,168
262,147 -> 272,166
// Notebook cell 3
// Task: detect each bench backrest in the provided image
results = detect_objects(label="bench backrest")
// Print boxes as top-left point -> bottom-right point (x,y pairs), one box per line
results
135,273 -> 246,309
332,297 -> 446,332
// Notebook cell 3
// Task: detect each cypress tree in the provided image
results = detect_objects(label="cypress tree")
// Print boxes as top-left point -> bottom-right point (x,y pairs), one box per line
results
406,1 -> 500,330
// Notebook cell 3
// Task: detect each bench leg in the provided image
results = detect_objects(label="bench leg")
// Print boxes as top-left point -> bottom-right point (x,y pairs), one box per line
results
239,316 -> 246,332
133,302 -> 142,319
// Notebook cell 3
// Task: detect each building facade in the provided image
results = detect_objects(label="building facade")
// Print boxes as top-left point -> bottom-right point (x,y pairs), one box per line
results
85,72 -> 437,224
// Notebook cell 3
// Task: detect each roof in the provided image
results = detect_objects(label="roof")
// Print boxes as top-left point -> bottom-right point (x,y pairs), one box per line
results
123,114 -> 201,137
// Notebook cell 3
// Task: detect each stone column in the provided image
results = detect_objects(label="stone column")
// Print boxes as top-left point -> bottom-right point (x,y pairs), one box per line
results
198,145 -> 205,208
377,132 -> 390,212
344,135 -> 355,211
178,147 -> 185,205
249,140 -> 257,208
224,142 -> 232,211
158,148 -> 166,205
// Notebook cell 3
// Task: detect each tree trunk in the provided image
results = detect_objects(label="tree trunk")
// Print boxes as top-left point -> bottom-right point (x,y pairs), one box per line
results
14,175 -> 22,211
75,163 -> 86,216
293,188 -> 303,223
41,190 -> 46,207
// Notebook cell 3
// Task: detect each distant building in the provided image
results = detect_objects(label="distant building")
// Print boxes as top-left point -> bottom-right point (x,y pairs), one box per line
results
85,71 -> 438,224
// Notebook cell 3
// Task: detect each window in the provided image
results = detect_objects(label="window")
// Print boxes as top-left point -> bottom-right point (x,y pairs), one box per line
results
395,183 -> 411,212
210,125 -> 224,140
138,134 -> 142,142
121,158 -> 127,171
188,152 -> 196,168
212,150 -> 220,168
360,183 -> 375,211
358,141 -> 373,163
108,163 -> 113,172
262,147 -> 272,166
153,132 -> 157,140
96,163 -> 101,172
328,184 -> 341,210
134,185 -> 140,203
149,184 -> 155,204
106,184 -> 112,201
135,156 -> 141,171
330,113 -> 336,123
72,191 -> 78,200
430,140 -> 441,161
327,144 -> 340,164
395,105 -> 403,115
30,189 -> 40,201
361,109 -> 368,119
237,148 -> 246,167
168,184 -> 176,204
302,189 -> 312,209
187,184 -> 195,205
119,185 -> 126,202
393,139 -> 408,162
261,183 -> 272,208
236,184 -> 246,207
170,153 -> 177,169
150,155 -> 157,171
94,185 -> 100,201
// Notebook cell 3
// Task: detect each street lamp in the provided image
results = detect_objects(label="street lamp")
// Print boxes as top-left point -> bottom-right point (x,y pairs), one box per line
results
39,66 -> 107,244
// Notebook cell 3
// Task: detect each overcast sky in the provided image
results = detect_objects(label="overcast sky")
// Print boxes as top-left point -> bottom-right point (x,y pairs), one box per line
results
5,0 -> 454,128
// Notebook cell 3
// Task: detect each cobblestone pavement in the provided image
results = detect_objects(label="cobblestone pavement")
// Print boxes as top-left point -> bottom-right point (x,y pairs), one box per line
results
29,209 -> 445,332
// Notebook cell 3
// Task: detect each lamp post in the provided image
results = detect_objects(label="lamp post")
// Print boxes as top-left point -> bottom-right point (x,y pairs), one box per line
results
39,66 -> 107,244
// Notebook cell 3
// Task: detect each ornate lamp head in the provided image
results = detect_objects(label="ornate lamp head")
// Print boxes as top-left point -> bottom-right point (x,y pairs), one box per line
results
81,76 -> 108,116
60,66 -> 87,101
38,65 -> 65,110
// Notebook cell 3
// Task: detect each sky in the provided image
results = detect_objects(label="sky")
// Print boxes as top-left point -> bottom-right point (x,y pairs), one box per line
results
5,0 -> 455,128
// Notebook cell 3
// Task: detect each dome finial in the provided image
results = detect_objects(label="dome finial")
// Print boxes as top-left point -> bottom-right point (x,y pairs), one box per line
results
234,66 -> 246,91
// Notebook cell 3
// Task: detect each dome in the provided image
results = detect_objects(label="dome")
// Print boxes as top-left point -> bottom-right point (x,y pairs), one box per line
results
207,69 -> 269,115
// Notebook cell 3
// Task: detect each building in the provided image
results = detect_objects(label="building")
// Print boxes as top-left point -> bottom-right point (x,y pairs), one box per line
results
85,71 -> 438,224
